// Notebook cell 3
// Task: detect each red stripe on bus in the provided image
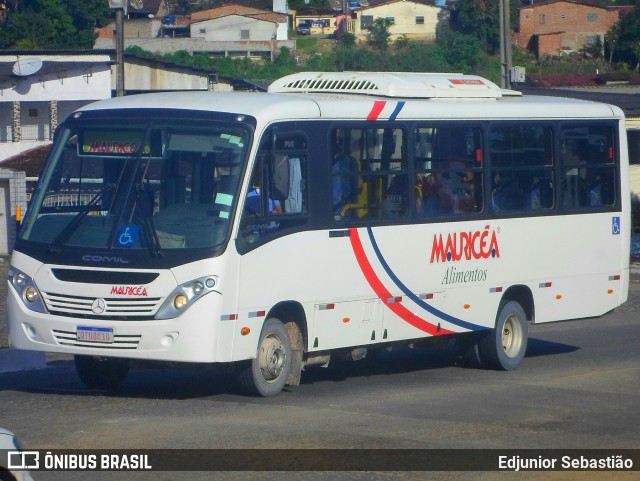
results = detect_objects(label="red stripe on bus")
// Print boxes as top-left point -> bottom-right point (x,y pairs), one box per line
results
367,101 -> 386,121
349,228 -> 453,335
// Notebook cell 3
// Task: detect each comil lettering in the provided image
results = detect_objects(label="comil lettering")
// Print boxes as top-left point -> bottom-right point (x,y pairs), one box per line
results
110,286 -> 148,296
430,225 -> 500,263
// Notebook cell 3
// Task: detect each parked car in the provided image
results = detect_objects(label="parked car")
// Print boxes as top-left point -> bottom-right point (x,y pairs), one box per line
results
0,428 -> 34,481
296,24 -> 311,35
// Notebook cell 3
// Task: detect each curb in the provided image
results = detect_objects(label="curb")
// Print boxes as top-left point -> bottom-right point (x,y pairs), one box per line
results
0,348 -> 46,374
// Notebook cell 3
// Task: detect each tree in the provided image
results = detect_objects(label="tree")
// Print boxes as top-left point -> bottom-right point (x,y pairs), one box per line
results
0,0 -> 110,49
605,21 -> 622,65
367,17 -> 393,51
437,31 -> 483,73
453,0 -> 520,55
614,8 -> 640,69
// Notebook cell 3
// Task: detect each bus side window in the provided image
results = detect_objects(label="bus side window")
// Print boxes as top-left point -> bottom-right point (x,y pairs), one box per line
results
560,126 -> 617,210
490,123 -> 555,214
332,127 -> 407,221
416,126 -> 483,217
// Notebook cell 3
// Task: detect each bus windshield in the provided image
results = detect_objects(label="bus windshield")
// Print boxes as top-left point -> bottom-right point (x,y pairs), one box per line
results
19,119 -> 250,253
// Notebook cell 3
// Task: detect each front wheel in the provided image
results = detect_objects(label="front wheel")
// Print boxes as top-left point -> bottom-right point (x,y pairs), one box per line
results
478,301 -> 528,370
74,355 -> 130,390
237,318 -> 292,397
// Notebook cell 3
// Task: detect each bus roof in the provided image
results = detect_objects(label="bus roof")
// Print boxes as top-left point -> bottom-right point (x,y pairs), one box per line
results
76,71 -> 622,122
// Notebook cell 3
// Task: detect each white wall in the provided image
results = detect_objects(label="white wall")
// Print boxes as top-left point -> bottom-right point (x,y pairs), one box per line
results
191,16 -> 279,42
355,1 -> 441,40
0,60 -> 111,102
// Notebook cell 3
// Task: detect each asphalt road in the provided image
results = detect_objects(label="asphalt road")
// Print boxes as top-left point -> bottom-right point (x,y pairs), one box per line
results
1,282 -> 639,481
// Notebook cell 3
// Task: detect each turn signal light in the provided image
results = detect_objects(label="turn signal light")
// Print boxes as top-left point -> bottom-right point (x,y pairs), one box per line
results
240,327 -> 250,336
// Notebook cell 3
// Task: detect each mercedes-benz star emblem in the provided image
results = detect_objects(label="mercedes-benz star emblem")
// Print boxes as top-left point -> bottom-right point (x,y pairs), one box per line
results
91,298 -> 106,314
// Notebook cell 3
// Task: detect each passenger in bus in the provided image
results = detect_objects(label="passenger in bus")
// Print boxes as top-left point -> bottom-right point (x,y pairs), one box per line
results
246,167 -> 282,215
416,173 -> 440,216
562,143 -> 589,208
421,160 -> 476,215
331,143 -> 359,214
382,175 -> 407,217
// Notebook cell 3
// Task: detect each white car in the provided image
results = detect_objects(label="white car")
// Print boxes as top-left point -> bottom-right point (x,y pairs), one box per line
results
0,428 -> 34,481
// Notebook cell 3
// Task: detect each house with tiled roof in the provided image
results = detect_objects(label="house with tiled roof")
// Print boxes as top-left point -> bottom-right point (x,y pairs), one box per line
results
514,0 -> 635,56
351,0 -> 443,41
190,5 -> 289,42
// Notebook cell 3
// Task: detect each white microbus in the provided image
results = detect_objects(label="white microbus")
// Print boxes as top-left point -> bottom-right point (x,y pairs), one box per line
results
8,72 -> 630,396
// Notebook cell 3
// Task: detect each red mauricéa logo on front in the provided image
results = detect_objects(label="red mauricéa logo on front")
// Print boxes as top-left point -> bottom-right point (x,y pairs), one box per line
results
110,286 -> 148,296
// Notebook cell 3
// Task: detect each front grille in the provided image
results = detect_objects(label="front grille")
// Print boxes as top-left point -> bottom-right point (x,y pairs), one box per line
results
51,269 -> 159,284
53,329 -> 141,349
42,292 -> 163,320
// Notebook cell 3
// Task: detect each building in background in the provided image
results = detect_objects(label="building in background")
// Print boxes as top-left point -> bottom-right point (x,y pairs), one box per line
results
515,0 -> 634,57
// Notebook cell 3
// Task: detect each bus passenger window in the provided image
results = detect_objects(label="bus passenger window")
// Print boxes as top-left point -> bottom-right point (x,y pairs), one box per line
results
489,123 -> 555,214
560,126 -> 616,210
332,127 -> 407,221
415,126 -> 483,217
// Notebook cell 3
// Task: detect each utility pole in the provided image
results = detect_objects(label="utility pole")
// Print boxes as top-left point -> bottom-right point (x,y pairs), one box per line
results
108,0 -> 127,97
500,0 -> 513,89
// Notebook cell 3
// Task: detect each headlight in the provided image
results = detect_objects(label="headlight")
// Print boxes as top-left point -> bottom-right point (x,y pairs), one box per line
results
8,267 -> 47,314
24,286 -> 39,302
174,294 -> 188,310
155,276 -> 219,319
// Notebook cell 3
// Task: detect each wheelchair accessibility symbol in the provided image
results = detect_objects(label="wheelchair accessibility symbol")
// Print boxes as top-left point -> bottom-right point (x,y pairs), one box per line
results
612,216 -> 620,235
116,224 -> 139,247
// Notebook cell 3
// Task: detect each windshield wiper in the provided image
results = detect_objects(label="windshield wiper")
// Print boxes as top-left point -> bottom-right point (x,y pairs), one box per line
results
48,185 -> 113,253
134,181 -> 163,258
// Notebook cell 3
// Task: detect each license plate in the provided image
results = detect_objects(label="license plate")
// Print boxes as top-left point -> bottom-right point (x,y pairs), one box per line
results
77,326 -> 114,344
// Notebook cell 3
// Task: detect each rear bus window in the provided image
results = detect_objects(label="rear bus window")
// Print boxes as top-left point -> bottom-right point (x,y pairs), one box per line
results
560,125 -> 616,210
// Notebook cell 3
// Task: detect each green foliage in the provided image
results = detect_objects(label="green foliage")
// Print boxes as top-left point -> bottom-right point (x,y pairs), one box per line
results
367,17 -> 393,51
437,31 -> 483,73
453,0 -> 520,55
295,37 -> 320,55
613,8 -> 640,68
0,0 -> 109,49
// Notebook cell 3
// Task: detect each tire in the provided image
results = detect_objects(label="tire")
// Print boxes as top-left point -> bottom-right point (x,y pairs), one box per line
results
237,318 -> 292,397
478,301 -> 528,371
74,355 -> 130,390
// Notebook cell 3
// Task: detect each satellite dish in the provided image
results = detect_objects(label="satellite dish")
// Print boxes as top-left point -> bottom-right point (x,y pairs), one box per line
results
330,0 -> 343,11
12,57 -> 43,77
359,0 -> 369,6
129,0 -> 143,10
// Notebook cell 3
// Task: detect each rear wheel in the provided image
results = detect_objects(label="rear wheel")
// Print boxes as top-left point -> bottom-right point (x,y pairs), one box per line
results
74,355 -> 130,390
479,301 -> 528,370
237,318 -> 292,397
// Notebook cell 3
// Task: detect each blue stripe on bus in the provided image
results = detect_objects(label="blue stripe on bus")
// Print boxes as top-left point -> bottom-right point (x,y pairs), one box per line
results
366,227 -> 485,332
389,101 -> 405,121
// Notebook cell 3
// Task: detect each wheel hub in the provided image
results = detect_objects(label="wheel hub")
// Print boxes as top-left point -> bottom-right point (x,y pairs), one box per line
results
502,315 -> 522,358
259,334 -> 286,382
